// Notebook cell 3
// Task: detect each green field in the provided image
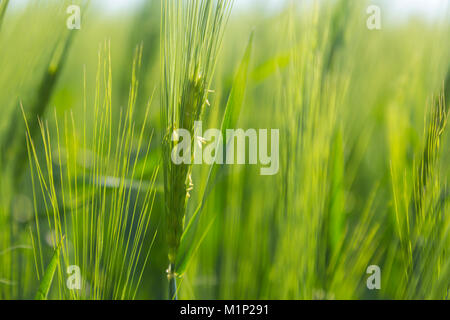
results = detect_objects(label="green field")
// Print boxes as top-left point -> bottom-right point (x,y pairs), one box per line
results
0,0 -> 449,300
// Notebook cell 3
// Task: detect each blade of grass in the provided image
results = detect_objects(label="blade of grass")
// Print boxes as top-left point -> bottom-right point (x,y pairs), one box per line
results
0,0 -> 9,30
34,236 -> 64,300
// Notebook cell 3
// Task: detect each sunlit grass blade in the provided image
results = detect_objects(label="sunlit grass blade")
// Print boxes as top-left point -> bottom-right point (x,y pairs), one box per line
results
34,236 -> 64,300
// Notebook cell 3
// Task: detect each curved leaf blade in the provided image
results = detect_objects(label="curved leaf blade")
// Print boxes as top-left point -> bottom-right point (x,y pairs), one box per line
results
35,237 -> 64,300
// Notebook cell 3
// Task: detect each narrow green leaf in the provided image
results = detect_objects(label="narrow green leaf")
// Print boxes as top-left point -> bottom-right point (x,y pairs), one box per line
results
0,0 -> 9,30
175,218 -> 215,285
35,237 -> 64,300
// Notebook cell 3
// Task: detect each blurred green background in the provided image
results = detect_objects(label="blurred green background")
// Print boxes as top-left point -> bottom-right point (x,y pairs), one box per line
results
0,0 -> 449,300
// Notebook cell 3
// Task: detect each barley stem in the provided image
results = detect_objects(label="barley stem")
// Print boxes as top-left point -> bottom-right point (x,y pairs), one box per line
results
167,263 -> 177,300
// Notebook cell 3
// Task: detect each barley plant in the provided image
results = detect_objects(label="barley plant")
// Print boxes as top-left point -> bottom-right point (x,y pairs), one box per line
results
25,42 -> 158,300
0,0 -> 448,300
161,0 -> 233,299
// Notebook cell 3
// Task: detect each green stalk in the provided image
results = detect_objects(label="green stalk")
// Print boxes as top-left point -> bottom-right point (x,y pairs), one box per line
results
161,0 -> 233,300
167,263 -> 177,300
